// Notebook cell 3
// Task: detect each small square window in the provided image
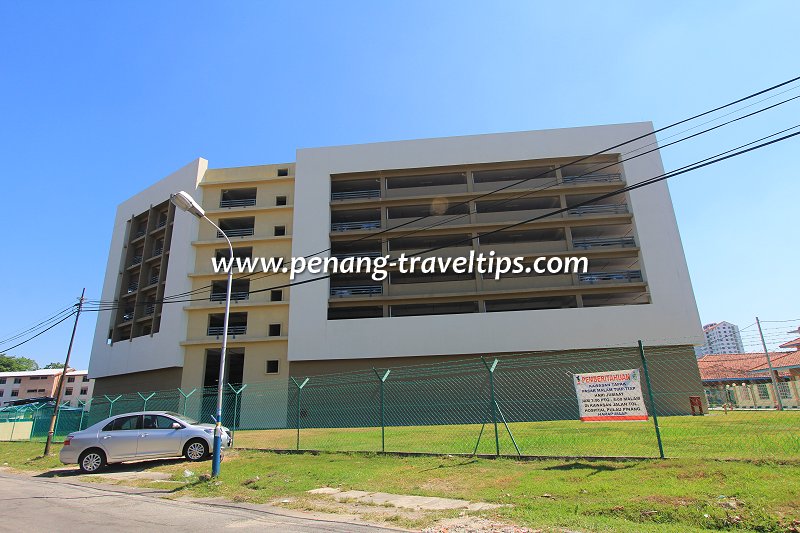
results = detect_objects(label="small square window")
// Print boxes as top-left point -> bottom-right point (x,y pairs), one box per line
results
268,323 -> 281,336
276,196 -> 287,206
67,376 -> 75,383
277,168 -> 289,177
266,360 -> 279,374
65,387 -> 73,396
80,387 -> 88,395
83,376 -> 90,382
0,390 -> 3,397
11,390 -> 19,397
0,378 -> 5,384
13,378 -> 21,384
274,226 -> 286,237
270,289 -> 283,302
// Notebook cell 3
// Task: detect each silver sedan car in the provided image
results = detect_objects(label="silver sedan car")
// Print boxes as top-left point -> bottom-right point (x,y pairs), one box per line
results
60,411 -> 232,473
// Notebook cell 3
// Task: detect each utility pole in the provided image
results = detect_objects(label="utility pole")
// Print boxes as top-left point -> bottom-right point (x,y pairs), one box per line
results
756,316 -> 784,411
44,288 -> 85,456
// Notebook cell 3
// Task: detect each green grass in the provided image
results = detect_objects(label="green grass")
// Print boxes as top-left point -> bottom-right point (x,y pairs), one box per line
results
2,441 -> 798,532
232,411 -> 800,460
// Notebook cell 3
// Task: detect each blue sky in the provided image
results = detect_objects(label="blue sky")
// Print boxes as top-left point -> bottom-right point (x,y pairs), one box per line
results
0,1 -> 798,369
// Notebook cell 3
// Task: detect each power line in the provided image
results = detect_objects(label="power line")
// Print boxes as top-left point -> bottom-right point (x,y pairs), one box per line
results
86,75 -> 800,306
0,310 -> 77,354
81,123 -> 800,310
0,304 -> 77,348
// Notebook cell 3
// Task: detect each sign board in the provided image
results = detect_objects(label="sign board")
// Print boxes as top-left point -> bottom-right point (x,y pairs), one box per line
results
573,369 -> 649,421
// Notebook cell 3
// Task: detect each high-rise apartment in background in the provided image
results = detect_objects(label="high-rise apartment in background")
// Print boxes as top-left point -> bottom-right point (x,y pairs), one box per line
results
694,321 -> 745,357
88,123 -> 705,423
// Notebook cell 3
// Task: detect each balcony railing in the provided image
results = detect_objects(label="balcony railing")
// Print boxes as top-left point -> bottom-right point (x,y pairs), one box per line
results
568,204 -> 628,216
218,228 -> 255,238
330,285 -> 383,297
220,198 -> 257,208
134,230 -> 146,239
210,291 -> 250,302
331,190 -> 381,201
208,325 -> 247,336
130,256 -> 143,266
148,275 -> 159,286
578,270 -> 643,284
126,282 -> 138,293
152,247 -> 163,257
331,221 -> 381,232
562,173 -> 622,184
143,304 -> 155,316
572,236 -> 636,250
332,251 -> 382,259
156,219 -> 167,229
121,311 -> 134,321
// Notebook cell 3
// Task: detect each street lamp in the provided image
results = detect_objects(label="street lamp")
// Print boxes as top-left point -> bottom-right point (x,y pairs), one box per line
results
171,190 -> 232,477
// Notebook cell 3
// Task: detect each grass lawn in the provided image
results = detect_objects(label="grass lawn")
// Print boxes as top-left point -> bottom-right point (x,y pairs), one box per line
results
231,411 -> 800,460
2,441 -> 798,532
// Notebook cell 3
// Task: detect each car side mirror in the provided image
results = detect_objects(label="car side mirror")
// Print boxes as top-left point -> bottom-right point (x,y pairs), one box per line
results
171,422 -> 182,429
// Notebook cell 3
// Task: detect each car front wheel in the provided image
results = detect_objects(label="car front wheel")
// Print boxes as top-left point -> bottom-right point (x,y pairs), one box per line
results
184,439 -> 209,461
79,449 -> 106,474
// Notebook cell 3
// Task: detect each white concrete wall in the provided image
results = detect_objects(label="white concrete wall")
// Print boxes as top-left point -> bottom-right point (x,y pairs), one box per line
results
288,123 -> 704,361
88,159 -> 208,378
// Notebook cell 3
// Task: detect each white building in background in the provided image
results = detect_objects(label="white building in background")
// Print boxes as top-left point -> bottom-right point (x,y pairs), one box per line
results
695,321 -> 744,357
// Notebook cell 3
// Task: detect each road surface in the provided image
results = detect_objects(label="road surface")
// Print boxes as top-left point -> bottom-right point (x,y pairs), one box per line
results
0,471 -> 401,532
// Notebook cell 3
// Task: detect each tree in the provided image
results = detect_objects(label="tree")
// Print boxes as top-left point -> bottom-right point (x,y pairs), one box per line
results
43,362 -> 65,369
0,354 -> 39,372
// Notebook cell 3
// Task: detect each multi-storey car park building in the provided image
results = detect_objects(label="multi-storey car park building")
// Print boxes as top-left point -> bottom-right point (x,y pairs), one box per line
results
89,123 -> 705,422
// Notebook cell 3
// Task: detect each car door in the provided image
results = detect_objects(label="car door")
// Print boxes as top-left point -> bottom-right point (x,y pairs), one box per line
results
97,414 -> 142,460
136,414 -> 184,457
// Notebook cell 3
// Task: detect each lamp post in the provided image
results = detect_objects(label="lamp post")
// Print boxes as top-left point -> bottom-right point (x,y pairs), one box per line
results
171,190 -> 232,477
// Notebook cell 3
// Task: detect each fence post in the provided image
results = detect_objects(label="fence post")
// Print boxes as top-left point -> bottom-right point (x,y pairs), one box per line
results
481,357 -> 500,456
54,401 -> 69,437
638,340 -> 665,459
178,388 -> 197,417
78,399 -> 90,430
372,368 -> 391,452
137,392 -> 155,412
227,383 -> 247,444
291,377 -> 309,451
104,395 -> 121,418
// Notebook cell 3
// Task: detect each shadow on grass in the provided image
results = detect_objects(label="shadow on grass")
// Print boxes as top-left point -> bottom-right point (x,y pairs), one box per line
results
34,457 -> 191,478
418,459 -> 479,472
543,461 -> 635,476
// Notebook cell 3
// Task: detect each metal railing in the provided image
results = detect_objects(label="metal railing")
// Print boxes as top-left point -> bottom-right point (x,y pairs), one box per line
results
219,228 -> 255,238
331,190 -> 381,200
332,251 -> 382,258
578,270 -> 643,284
148,275 -> 159,286
130,256 -> 143,266
572,236 -> 636,249
156,219 -> 167,229
568,204 -> 628,216
331,221 -> 381,231
121,311 -> 134,321
143,304 -> 155,316
152,247 -> 163,257
562,173 -> 622,184
134,230 -> 146,239
210,291 -> 250,302
220,198 -> 257,208
208,325 -> 247,336
126,282 -> 138,293
330,285 -> 383,297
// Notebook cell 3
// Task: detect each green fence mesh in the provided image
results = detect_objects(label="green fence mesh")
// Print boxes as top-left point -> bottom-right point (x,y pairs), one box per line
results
4,343 -> 798,460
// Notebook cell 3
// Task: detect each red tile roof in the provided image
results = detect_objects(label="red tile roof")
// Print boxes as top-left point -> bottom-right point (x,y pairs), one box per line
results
779,337 -> 800,350
697,352 -> 798,381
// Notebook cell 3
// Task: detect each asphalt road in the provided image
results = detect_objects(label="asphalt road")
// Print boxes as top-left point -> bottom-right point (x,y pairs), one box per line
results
0,471 -> 401,532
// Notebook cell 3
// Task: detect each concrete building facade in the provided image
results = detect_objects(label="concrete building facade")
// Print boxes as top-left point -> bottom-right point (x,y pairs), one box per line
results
695,321 -> 744,357
88,123 -> 705,421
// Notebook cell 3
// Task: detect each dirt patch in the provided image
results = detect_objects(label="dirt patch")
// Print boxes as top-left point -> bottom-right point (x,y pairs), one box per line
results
423,515 -> 541,533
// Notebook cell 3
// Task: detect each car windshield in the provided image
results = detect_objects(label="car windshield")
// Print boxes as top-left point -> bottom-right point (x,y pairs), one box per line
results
163,411 -> 200,425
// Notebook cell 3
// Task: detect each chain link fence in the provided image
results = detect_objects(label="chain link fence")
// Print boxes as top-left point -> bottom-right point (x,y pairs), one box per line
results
2,343 -> 798,460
